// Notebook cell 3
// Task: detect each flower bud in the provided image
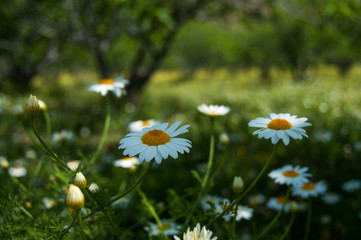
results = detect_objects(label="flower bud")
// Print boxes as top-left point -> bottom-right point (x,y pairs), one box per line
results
233,176 -> 244,194
219,133 -> 230,146
25,95 -> 40,115
290,201 -> 298,213
88,183 -> 100,193
38,99 -> 47,111
66,184 -> 84,211
0,157 -> 9,171
74,172 -> 87,189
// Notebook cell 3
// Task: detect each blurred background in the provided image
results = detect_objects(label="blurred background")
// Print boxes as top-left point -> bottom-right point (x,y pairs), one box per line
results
1,0 -> 361,239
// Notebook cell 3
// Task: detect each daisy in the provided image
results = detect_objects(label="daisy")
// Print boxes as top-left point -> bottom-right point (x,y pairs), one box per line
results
87,76 -> 129,97
144,219 -> 180,236
322,192 -> 342,205
88,182 -> 100,193
267,197 -> 290,213
9,166 -> 27,178
118,122 -> 191,164
129,120 -> 159,132
292,181 -> 327,199
197,104 -> 230,117
67,160 -> 80,171
174,223 -> 217,240
268,165 -> 311,186
43,198 -> 57,209
201,195 -> 229,211
113,157 -> 140,169
248,113 -> 312,145
222,205 -> 254,222
342,179 -> 361,193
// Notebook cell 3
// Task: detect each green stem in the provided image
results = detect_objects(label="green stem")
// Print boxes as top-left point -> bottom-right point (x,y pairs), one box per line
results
257,186 -> 291,239
304,198 -> 312,240
77,212 -> 86,240
30,116 -> 72,172
19,206 -> 35,221
280,212 -> 296,240
231,201 -> 239,240
90,94 -> 111,165
208,142 -> 279,226
83,159 -> 155,219
43,110 -> 52,140
58,211 -> 79,240
137,188 -> 162,225
9,175 -> 27,192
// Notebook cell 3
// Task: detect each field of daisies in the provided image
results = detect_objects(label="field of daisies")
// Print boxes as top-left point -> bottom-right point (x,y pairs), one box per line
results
1,66 -> 361,239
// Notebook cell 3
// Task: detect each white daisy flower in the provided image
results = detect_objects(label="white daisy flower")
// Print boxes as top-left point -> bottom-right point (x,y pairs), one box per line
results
268,165 -> 312,186
174,223 -> 217,240
67,160 -> 81,171
267,197 -> 290,213
43,198 -> 57,209
322,192 -> 342,205
342,179 -> 361,193
198,104 -> 230,117
292,181 -> 327,199
144,219 -> 180,236
118,122 -> 191,164
129,120 -> 159,132
113,157 -> 140,169
9,166 -> 27,178
248,113 -> 312,145
87,76 -> 129,97
201,195 -> 226,211
52,130 -> 74,144
222,205 -> 254,222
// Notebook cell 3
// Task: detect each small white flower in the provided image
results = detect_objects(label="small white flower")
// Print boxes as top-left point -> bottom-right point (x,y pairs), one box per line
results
113,157 -> 140,169
67,160 -> 80,171
342,179 -> 361,193
267,197 -> 290,213
201,195 -> 229,211
198,104 -> 230,117
292,181 -> 327,199
119,122 -> 192,164
52,130 -> 74,144
43,198 -> 57,209
248,113 -> 312,145
88,76 -> 128,97
9,166 -> 27,178
129,120 -> 159,132
144,219 -> 180,236
88,182 -> 100,193
322,192 -> 342,205
174,223 -> 217,240
222,205 -> 254,222
268,165 -> 311,186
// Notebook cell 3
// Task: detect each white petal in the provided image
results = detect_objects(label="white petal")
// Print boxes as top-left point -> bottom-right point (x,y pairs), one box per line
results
170,138 -> 192,148
165,121 -> 182,134
157,145 -> 169,159
271,134 -> 279,144
282,134 -> 290,145
169,125 -> 190,137
154,150 -> 163,164
144,146 -> 157,162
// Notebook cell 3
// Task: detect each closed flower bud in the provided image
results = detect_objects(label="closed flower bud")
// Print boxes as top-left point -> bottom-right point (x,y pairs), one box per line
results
38,99 -> 47,111
233,176 -> 244,194
66,184 -> 84,211
0,157 -> 9,171
74,172 -> 87,189
25,95 -> 40,115
219,133 -> 230,146
290,201 -> 298,213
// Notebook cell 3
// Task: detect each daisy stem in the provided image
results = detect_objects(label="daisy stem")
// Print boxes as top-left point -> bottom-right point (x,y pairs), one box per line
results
9,174 -> 27,192
90,93 -> 111,165
58,211 -> 79,240
83,159 -> 155,219
137,188 -> 162,226
43,109 -> 52,140
257,185 -> 291,239
77,211 -> 86,240
304,198 -> 312,240
30,116 -> 72,172
208,142 -> 279,226
280,212 -> 296,240
231,201 -> 239,240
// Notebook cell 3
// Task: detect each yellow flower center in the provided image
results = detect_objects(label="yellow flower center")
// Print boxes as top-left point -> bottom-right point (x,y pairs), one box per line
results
141,129 -> 170,146
277,197 -> 288,204
141,121 -> 151,127
267,119 -> 292,130
282,170 -> 299,178
99,78 -> 115,84
122,157 -> 133,161
302,182 -> 316,191
157,223 -> 171,231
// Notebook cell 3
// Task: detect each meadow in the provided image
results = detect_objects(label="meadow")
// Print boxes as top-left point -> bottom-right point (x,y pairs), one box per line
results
1,65 -> 361,239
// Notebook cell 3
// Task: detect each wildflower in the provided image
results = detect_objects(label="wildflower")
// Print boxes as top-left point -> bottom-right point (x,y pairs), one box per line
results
0,157 -> 9,171
342,179 -> 361,193
25,95 -> 40,115
144,219 -> 180,236
113,157 -> 140,169
292,181 -> 327,199
119,122 -> 191,164
74,172 -> 87,189
129,120 -> 159,132
67,160 -> 80,171
232,176 -> 244,194
322,192 -> 342,205
52,130 -> 74,144
87,76 -> 129,97
43,198 -> 57,209
198,104 -> 230,117
174,223 -> 217,240
267,197 -> 290,212
222,205 -> 254,222
38,99 -> 47,111
268,165 -> 311,186
88,183 -> 100,193
248,113 -> 311,145
9,166 -> 27,178
201,195 -> 229,211
66,184 -> 84,211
